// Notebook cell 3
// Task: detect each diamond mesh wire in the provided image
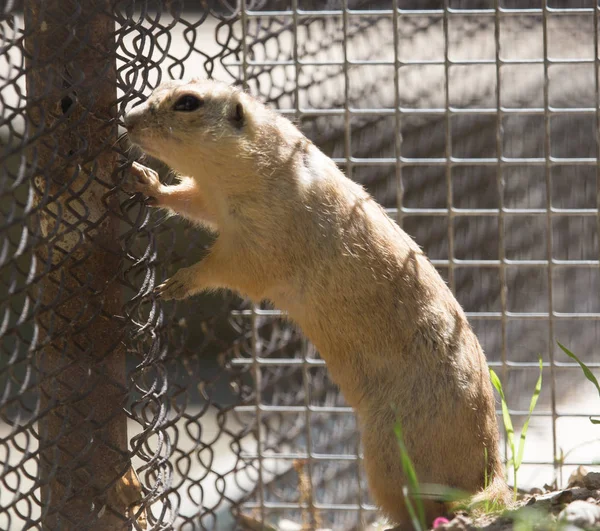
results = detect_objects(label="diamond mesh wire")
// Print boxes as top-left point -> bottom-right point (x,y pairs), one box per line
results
1,1 -> 599,530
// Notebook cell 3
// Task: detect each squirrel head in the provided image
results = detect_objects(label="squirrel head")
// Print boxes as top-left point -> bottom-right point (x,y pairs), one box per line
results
124,78 -> 270,180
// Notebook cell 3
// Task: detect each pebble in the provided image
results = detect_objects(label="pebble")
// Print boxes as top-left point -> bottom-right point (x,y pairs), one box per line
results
583,471 -> 600,491
531,489 -> 574,505
553,489 -> 574,505
277,520 -> 302,531
568,466 -> 589,489
558,500 -> 600,528
439,515 -> 472,530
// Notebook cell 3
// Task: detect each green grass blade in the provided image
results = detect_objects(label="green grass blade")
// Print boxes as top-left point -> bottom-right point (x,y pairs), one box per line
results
590,417 -> 600,424
490,369 -> 515,451
401,485 -> 421,531
515,356 -> 543,470
417,483 -> 471,504
557,342 -> 600,396
484,447 -> 488,490
395,421 -> 426,530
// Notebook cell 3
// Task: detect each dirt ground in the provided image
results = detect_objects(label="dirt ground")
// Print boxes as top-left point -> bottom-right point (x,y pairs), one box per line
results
243,467 -> 600,531
401,467 -> 600,531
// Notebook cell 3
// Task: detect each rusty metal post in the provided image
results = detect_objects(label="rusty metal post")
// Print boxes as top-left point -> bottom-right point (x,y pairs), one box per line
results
24,2 -> 141,529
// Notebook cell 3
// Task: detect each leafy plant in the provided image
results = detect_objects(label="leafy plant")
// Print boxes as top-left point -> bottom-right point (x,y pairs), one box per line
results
462,445 -> 511,517
483,447 -> 493,514
489,356 -> 543,501
557,341 -> 600,424
394,418 -> 426,531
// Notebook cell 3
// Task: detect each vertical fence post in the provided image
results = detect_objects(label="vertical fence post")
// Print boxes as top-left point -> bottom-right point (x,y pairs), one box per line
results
24,2 -> 136,529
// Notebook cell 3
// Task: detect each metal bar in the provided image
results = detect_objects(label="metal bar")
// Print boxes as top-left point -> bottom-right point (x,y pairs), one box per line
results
493,0 -> 510,470
595,0 -> 600,406
24,1 -> 135,529
392,0 -> 404,229
270,107 -> 597,117
291,1 -> 320,527
239,58 -> 596,67
233,404 -> 597,418
241,452 -> 362,461
240,0 -> 267,525
327,157 -> 600,165
394,208 -> 599,216
230,357 -> 600,369
243,7 -> 594,17
230,307 -> 600,319
241,501 -> 377,511
443,0 -> 455,293
541,0 -> 560,485
340,2 -> 365,525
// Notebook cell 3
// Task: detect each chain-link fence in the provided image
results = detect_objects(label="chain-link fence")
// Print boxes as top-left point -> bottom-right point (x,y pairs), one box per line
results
1,1 -> 599,530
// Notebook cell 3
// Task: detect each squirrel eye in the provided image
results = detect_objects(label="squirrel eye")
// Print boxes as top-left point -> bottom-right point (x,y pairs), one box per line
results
173,95 -> 203,112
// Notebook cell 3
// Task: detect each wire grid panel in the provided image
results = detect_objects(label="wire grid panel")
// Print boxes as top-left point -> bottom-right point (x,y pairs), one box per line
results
1,1 -> 600,530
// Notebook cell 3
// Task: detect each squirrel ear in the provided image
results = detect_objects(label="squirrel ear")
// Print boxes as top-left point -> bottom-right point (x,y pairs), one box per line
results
231,101 -> 244,128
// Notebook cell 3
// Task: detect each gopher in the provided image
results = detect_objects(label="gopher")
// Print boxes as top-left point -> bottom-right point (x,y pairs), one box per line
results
123,79 -> 510,528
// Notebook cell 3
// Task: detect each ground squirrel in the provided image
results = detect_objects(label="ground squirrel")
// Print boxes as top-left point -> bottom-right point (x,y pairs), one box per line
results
123,79 -> 510,528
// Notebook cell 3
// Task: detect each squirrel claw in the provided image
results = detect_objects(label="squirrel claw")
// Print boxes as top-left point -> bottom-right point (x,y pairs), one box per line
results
123,162 -> 163,204
154,277 -> 188,300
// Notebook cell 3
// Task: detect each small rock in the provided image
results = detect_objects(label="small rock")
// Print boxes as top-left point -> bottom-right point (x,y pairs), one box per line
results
553,489 -> 574,505
523,489 -> 561,511
568,466 -> 589,489
529,487 -> 544,495
558,500 -> 600,528
441,515 -> 472,530
277,520 -> 305,531
583,471 -> 600,491
533,491 -> 561,502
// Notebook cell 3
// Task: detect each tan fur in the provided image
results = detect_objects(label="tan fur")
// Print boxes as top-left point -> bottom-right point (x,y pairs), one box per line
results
124,79 -> 511,527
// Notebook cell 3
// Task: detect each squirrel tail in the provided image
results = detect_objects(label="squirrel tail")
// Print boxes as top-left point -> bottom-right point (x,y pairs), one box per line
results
466,474 -> 514,514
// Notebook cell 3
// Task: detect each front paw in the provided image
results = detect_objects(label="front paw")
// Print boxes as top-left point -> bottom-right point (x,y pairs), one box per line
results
154,268 -> 196,300
123,162 -> 163,204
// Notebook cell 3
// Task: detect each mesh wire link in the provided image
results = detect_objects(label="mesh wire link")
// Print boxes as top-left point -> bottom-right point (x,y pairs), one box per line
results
1,0 -> 600,530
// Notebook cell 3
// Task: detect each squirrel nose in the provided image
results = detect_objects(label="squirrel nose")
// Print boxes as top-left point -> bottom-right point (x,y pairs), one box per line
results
124,109 -> 139,130
124,99 -> 147,130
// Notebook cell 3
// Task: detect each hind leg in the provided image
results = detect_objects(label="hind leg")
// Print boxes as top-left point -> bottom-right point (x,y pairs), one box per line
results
361,426 -> 448,528
382,499 -> 448,531
372,485 -> 447,530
